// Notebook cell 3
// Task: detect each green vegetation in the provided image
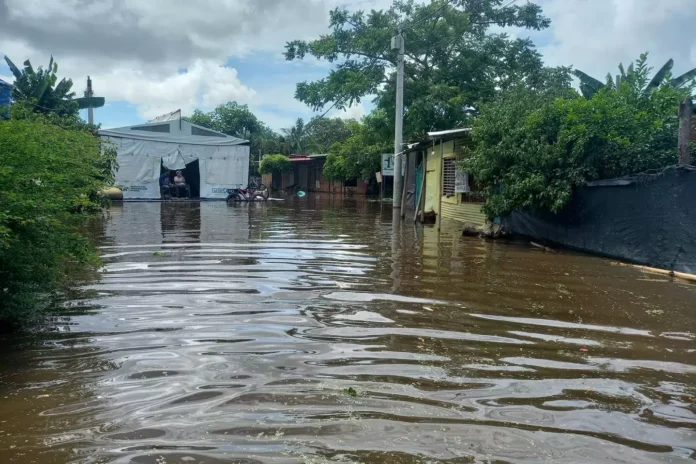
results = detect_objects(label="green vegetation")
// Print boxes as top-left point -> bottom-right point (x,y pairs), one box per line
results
0,116 -> 115,329
322,153 -> 349,187
327,112 -> 392,180
463,60 -> 691,219
4,55 -> 103,116
259,154 -> 292,175
286,0 -> 559,182
1,55 -> 116,331
186,102 -> 284,156
574,53 -> 696,99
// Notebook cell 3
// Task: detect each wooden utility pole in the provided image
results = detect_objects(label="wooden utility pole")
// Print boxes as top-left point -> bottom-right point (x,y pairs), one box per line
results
678,98 -> 692,166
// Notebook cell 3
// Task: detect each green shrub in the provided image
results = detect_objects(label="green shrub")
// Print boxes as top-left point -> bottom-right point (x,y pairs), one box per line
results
259,154 -> 291,174
0,118 -> 112,329
463,81 -> 689,219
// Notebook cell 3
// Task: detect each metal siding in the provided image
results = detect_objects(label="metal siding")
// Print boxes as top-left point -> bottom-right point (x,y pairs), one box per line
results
440,202 -> 486,226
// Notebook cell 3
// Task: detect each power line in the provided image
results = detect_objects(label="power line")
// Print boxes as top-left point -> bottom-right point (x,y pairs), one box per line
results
401,0 -> 454,32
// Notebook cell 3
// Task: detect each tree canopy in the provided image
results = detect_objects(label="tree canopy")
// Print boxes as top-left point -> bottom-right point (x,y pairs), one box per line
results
186,102 -> 272,154
285,0 -> 555,139
328,110 -> 392,180
462,73 -> 691,219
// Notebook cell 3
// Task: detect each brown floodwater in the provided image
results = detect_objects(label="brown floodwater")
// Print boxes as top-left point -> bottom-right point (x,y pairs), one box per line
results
1,196 -> 695,463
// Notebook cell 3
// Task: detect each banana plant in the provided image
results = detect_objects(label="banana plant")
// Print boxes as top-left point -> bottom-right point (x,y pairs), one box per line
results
574,52 -> 696,99
3,55 -> 83,116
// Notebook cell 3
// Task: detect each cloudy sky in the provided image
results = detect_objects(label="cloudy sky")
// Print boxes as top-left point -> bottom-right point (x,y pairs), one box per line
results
1,0 -> 694,130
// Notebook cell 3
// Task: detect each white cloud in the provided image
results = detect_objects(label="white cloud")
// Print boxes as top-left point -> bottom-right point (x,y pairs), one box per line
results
535,0 -> 696,80
91,61 -> 255,120
1,0 -> 693,129
330,102 -> 366,120
0,0 -> 361,124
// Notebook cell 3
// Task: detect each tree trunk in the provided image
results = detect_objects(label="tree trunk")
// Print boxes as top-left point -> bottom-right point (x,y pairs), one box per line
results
678,98 -> 692,166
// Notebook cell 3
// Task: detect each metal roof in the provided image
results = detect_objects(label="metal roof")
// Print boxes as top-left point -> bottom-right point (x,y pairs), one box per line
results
427,128 -> 471,139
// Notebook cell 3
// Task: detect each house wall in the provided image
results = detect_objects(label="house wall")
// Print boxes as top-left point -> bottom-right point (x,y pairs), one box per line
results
262,173 -> 272,188
263,158 -> 369,194
424,138 -> 486,226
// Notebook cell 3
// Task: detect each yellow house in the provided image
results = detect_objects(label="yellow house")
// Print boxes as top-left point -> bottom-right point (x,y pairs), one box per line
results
421,128 -> 486,227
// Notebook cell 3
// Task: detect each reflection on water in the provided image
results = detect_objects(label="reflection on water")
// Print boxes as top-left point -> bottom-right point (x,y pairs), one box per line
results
1,196 -> 696,463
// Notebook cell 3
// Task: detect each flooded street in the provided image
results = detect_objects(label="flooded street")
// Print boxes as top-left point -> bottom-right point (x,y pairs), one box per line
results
1,197 -> 696,463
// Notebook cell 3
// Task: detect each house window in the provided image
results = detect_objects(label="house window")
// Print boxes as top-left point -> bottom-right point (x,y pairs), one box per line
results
443,158 -> 456,197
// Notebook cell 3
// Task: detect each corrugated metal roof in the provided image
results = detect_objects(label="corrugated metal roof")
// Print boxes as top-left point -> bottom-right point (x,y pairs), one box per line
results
427,128 -> 471,139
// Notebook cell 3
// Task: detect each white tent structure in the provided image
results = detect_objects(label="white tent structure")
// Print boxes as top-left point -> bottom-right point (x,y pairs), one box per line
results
99,114 -> 250,200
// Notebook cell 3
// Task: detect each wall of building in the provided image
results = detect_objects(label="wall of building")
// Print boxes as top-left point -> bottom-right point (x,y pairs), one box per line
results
423,139 -> 486,226
262,158 -> 370,194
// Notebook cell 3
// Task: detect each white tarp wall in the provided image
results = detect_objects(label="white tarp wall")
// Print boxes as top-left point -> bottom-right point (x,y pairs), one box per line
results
101,119 -> 249,200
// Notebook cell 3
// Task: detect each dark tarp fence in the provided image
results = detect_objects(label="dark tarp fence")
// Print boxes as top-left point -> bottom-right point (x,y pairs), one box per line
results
503,166 -> 696,274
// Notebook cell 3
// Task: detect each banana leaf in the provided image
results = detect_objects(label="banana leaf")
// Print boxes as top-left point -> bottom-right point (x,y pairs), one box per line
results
4,56 -> 22,80
22,59 -> 35,75
647,59 -> 674,91
670,68 -> 696,88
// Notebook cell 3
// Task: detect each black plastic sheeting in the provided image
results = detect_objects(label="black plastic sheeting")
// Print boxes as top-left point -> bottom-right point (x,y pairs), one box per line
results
503,166 -> 696,274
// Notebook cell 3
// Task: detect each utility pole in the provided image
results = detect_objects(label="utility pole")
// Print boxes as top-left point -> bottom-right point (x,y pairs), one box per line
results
85,76 -> 94,125
391,27 -> 405,209
678,97 -> 692,166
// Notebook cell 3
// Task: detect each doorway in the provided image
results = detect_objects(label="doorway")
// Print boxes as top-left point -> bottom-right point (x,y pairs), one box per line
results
182,160 -> 200,198
161,159 -> 200,198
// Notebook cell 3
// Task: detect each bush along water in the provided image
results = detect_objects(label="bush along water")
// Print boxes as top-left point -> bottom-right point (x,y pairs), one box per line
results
0,110 -> 116,331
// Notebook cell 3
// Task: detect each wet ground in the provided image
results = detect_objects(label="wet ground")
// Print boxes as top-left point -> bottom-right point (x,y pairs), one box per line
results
1,197 -> 695,463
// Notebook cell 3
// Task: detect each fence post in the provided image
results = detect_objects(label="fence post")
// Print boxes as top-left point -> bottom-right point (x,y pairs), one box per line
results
678,97 -> 692,166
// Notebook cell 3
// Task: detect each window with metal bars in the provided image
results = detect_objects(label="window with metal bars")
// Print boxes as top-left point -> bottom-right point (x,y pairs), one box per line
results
443,158 -> 456,197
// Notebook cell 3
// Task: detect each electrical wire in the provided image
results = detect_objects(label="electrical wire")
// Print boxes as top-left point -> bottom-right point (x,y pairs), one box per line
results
401,0 -> 455,32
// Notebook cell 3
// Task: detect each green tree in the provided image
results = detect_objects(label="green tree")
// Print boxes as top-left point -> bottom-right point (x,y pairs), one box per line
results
4,55 -> 100,117
462,77 -> 690,219
0,117 -> 115,329
285,0 -> 552,139
328,110 -> 392,180
259,154 -> 292,175
574,53 -> 696,99
322,153 -> 349,191
303,116 -> 354,153
186,102 -> 279,154
281,118 -> 308,153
